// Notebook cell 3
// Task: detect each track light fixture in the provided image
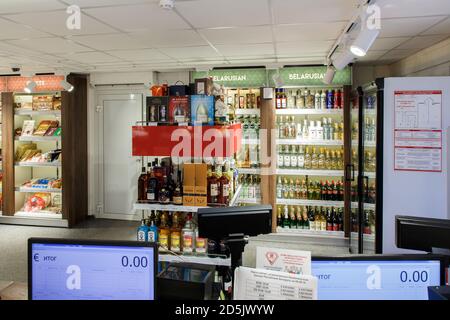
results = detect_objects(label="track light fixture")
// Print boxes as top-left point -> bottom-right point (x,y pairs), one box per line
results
60,79 -> 74,92
322,63 -> 336,85
332,50 -> 355,71
24,80 -> 36,93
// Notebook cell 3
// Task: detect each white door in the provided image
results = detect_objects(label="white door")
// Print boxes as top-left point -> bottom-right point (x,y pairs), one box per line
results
97,94 -> 143,219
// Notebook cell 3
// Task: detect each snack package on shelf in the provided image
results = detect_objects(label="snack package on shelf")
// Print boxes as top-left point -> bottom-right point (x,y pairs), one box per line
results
21,178 -> 62,190
15,143 -> 37,161
22,193 -> 52,212
53,127 -> 62,136
21,120 -> 35,136
32,95 -> 53,111
34,120 -> 59,136
14,95 -> 32,110
52,96 -> 61,110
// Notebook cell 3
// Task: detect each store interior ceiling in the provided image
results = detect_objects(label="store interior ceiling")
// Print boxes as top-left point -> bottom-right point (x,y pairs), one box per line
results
0,0 -> 449,74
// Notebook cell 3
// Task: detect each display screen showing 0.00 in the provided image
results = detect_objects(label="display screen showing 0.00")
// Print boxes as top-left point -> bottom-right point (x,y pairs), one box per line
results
312,260 -> 441,300
31,243 -> 155,300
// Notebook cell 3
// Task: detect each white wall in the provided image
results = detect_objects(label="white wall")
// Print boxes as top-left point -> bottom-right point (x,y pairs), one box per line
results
155,70 -> 191,85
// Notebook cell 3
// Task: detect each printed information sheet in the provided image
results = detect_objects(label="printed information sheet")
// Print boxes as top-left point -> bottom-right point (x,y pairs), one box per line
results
394,90 -> 442,172
256,247 -> 311,275
233,267 -> 317,300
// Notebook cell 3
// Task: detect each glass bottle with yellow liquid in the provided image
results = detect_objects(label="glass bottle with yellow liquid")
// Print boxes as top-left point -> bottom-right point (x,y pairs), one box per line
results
318,148 -> 326,169
170,212 -> 182,253
158,212 -> 171,251
311,147 -> 318,169
304,147 -> 312,169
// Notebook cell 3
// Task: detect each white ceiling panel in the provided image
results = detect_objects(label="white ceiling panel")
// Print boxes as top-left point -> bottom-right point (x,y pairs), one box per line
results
84,3 -> 190,32
175,0 -> 271,28
7,11 -> 117,36
370,37 -> 410,51
356,50 -> 388,62
199,26 -> 273,45
130,29 -> 208,47
216,43 -> 275,56
271,0 -> 359,24
107,49 -> 170,60
379,16 -> 447,38
71,34 -> 150,50
63,51 -> 122,64
0,0 -> 66,14
158,45 -> 222,59
276,41 -> 333,55
64,0 -> 157,7
395,35 -> 449,50
377,0 -> 450,19
6,37 -> 91,54
0,18 -> 50,40
378,49 -> 413,61
274,22 -> 347,42
421,17 -> 450,35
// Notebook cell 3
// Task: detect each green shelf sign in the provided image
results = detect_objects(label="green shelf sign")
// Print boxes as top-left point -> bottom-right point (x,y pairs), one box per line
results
191,69 -> 267,88
268,66 -> 352,86
191,66 -> 352,88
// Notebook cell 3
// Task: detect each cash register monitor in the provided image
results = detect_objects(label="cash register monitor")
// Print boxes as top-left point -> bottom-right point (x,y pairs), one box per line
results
28,238 -> 157,300
312,255 -> 445,300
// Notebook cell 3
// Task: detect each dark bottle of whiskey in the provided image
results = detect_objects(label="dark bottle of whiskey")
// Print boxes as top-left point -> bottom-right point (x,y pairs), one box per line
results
332,208 -> 339,231
326,207 -> 333,231
147,163 -> 159,203
207,165 -> 219,204
218,165 -> 230,205
138,166 -> 148,202
158,175 -> 171,204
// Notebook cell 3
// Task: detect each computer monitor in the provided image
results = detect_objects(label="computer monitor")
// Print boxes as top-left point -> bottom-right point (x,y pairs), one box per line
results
311,255 -> 445,300
28,238 -> 157,300
197,205 -> 272,240
396,215 -> 450,254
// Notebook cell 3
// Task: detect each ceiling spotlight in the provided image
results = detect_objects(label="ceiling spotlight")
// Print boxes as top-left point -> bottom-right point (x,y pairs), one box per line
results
159,0 -> 175,10
24,80 -> 36,93
350,27 -> 380,57
323,65 -> 336,85
332,50 -> 355,70
60,80 -> 74,92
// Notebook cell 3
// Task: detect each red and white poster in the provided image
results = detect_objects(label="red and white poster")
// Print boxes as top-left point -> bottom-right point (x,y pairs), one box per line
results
394,90 -> 442,172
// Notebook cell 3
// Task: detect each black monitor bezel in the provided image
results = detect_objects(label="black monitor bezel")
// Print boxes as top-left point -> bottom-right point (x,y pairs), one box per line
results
312,254 -> 446,286
28,238 -> 158,301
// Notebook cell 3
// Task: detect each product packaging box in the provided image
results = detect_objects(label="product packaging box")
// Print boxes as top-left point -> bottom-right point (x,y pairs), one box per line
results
194,196 -> 207,207
169,96 -> 190,124
146,96 -> 169,123
183,163 -> 196,194
190,95 -> 214,126
194,163 -> 207,195
183,195 -> 195,206
194,78 -> 213,95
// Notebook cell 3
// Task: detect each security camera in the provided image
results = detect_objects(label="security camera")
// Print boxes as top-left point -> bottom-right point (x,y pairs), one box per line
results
159,0 -> 174,10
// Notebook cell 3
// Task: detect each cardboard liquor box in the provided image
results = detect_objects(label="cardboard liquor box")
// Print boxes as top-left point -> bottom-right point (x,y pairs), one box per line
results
194,163 -> 207,195
190,95 -> 214,126
169,96 -> 190,124
194,78 -> 213,95
194,196 -> 207,207
146,96 -> 169,123
183,195 -> 195,206
183,163 -> 196,194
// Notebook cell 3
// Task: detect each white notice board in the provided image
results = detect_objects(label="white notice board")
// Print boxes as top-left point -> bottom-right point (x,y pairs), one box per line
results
394,90 -> 442,172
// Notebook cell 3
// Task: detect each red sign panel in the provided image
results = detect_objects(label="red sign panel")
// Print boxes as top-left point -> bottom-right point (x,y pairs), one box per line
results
132,123 -> 242,157
0,75 -> 65,92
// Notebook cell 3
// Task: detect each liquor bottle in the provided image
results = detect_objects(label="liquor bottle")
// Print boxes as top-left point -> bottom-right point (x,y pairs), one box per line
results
296,206 -> 303,229
147,219 -> 158,243
288,178 -> 295,199
298,146 -> 305,169
334,89 -> 341,109
308,206 -> 316,231
248,175 -> 256,199
277,116 -> 283,139
320,90 -> 327,109
363,211 -> 371,234
301,179 -> 308,199
182,213 -> 195,254
207,165 -> 219,204
320,207 -> 327,231
284,145 -> 291,168
283,177 -> 289,199
170,212 -> 182,253
306,89 -> 314,108
338,208 -> 344,231
311,147 -> 318,169
297,89 -> 305,108
316,120 -> 324,140
218,165 -> 230,205
158,213 -> 171,250
302,119 -> 309,140
329,118 -> 335,140
290,116 -> 297,138
315,90 -> 321,109
138,166 -> 149,201
281,89 -> 287,109
304,147 -> 312,169
158,175 -> 171,204
278,145 -> 284,168
276,176 -> 282,199
322,118 -> 329,140
332,208 -> 339,232
241,175 -> 249,199
327,90 -> 334,109
307,181 -> 314,200
147,163 -> 159,203
308,120 -> 316,140
195,228 -> 207,256
137,219 -> 148,242
290,145 -> 298,168
326,208 -> 333,231
172,173 -> 183,205
289,206 -> 297,229
277,207 -> 283,227
255,176 -> 261,199
288,89 -> 296,108
282,206 -> 290,228
318,148 -> 325,169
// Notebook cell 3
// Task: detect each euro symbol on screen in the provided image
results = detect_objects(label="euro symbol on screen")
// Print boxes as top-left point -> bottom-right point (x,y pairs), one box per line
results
33,253 -> 40,262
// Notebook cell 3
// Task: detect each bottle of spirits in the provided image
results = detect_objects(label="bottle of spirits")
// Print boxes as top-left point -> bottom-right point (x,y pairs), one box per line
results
297,89 -> 305,108
172,170 -> 183,205
276,176 -> 282,199
182,213 -> 195,255
170,212 -> 182,253
218,165 -> 230,205
308,120 -> 316,140
138,166 -> 149,201
327,90 -> 334,109
289,206 -> 297,228
277,207 -> 283,227
147,163 -> 159,203
334,89 -> 341,109
290,145 -> 298,169
332,208 -> 339,232
311,147 -> 318,169
277,145 -> 284,168
297,146 -> 305,169
248,175 -> 256,199
195,228 -> 207,256
296,206 -> 303,229
302,119 -> 309,140
314,90 -> 321,109
284,145 -> 291,168
158,213 -> 171,250
321,90 -> 327,109
158,175 -> 171,204
318,148 -> 325,169
147,219 -> 158,243
137,219 -> 148,242
304,147 -> 312,169
308,206 -> 316,231
316,120 -> 323,140
326,208 -> 333,231
207,165 -> 219,204
320,207 -> 327,231
282,206 -> 290,228
255,176 -> 261,199
281,89 -> 287,109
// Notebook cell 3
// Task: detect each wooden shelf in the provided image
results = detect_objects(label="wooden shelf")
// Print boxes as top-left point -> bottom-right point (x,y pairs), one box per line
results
277,169 -> 344,176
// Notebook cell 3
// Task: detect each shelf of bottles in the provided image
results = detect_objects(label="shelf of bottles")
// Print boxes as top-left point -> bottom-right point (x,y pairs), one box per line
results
274,87 -> 348,235
226,87 -> 262,206
13,92 -> 63,219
